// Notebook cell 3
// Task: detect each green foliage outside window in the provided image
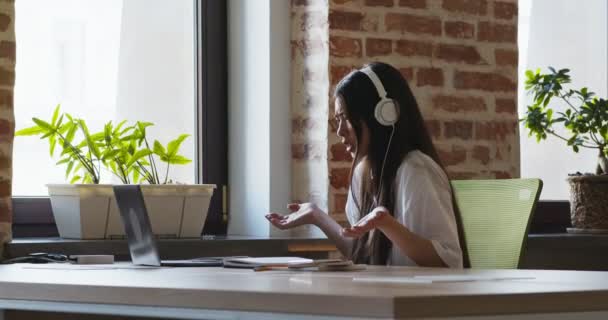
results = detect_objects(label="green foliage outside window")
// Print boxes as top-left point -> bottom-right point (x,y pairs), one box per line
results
520,67 -> 608,174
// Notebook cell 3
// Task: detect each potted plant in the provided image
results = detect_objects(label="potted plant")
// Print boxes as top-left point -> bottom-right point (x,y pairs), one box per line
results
15,105 -> 216,239
520,67 -> 608,231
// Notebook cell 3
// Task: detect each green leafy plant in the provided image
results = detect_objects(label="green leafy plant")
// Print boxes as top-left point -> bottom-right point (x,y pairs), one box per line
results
15,105 -> 192,184
520,67 -> 608,174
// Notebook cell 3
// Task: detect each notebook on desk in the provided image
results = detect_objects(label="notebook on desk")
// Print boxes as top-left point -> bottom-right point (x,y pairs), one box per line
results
113,185 -> 224,267
222,257 -> 314,269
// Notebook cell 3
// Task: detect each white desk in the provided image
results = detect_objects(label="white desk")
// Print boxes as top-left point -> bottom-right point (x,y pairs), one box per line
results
1,264 -> 608,319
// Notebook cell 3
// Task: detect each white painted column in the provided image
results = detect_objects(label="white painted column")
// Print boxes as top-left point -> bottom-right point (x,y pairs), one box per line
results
227,0 -> 292,237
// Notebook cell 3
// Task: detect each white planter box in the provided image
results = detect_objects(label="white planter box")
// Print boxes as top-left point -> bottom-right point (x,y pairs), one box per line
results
47,184 -> 216,239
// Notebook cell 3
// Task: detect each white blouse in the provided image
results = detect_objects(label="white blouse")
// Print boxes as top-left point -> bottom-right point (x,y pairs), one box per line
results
345,150 -> 463,268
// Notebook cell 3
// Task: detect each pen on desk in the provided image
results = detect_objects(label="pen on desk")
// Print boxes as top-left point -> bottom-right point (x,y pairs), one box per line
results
253,265 -> 288,272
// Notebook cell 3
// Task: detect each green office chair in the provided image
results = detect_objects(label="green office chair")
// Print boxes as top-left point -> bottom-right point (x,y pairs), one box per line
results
451,179 -> 543,269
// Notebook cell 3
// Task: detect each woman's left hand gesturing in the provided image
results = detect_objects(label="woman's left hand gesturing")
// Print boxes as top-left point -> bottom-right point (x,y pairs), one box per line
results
342,206 -> 392,238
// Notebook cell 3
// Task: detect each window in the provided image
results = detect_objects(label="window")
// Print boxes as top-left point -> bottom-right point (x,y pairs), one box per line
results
11,0 -> 227,236
13,0 -> 196,195
518,0 -> 608,200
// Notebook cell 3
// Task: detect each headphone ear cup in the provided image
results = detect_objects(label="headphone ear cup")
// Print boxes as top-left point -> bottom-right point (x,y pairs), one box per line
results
375,99 -> 398,126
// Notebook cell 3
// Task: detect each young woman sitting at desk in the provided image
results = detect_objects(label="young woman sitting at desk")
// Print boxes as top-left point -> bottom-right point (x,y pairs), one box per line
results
266,62 -> 464,268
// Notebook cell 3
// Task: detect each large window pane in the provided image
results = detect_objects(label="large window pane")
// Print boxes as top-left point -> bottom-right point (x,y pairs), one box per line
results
13,0 -> 196,196
518,0 -> 608,200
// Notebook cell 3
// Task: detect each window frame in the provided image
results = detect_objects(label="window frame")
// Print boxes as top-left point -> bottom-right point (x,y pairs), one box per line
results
11,0 -> 228,237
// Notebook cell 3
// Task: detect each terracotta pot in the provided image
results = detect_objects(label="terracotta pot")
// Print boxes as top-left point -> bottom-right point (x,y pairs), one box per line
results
567,175 -> 608,230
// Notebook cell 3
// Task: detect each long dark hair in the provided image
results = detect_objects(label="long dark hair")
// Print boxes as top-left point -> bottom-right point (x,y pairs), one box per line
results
334,62 -> 467,266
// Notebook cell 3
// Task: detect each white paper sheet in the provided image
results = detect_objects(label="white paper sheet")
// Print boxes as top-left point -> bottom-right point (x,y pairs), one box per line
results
21,264 -> 158,270
353,275 -> 535,284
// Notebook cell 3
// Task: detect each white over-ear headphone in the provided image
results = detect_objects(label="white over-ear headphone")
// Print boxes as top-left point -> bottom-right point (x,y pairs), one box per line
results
360,67 -> 399,126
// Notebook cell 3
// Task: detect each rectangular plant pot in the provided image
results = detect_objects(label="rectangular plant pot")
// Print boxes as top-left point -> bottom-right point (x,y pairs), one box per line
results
47,184 -> 216,239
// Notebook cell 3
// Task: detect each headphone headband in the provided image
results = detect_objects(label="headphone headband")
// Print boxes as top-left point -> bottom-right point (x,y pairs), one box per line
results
359,66 -> 398,127
360,67 -> 387,98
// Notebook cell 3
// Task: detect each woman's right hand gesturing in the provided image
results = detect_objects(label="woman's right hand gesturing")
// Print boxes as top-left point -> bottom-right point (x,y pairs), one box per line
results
265,203 -> 322,230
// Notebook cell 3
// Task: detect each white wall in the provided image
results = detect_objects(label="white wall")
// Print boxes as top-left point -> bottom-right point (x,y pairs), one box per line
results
227,0 -> 292,237
519,0 -> 608,200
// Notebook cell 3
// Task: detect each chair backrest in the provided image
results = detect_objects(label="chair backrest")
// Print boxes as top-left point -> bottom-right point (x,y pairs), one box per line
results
451,179 -> 543,269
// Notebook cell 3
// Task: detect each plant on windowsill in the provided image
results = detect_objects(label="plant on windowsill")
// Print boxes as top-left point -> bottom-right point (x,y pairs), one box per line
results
15,105 -> 216,239
520,67 -> 608,232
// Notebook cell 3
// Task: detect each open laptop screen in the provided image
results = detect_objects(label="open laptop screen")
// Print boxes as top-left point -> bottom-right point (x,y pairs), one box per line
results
113,185 -> 162,266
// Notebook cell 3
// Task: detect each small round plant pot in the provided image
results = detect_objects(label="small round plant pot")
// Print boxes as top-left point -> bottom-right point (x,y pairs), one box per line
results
567,175 -> 608,230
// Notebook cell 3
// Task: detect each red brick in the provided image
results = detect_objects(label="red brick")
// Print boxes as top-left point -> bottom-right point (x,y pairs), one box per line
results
472,145 -> 490,164
385,13 -> 441,36
399,67 -> 414,81
0,155 -> 11,171
329,10 -> 363,31
303,93 -> 325,110
292,39 -> 326,57
444,120 -> 473,139
365,0 -> 394,6
495,98 -> 517,114
0,89 -> 12,108
331,143 -> 353,161
395,39 -> 433,57
399,0 -> 426,8
361,13 -> 380,32
0,119 -> 13,137
0,180 -> 10,198
334,193 -> 348,213
425,119 -> 441,139
0,14 -> 10,32
0,198 -> 10,223
292,143 -> 324,160
495,49 -> 518,66
293,117 -> 321,135
436,44 -> 485,65
448,171 -> 478,180
494,1 -> 517,20
478,21 -> 516,43
330,36 -> 362,58
475,121 -> 517,140
0,68 -> 14,86
444,21 -> 474,39
0,41 -> 15,61
493,171 -> 513,179
331,65 -> 355,86
330,167 -> 351,190
300,11 -> 327,31
417,68 -> 444,87
366,38 -> 392,57
437,145 -> 467,166
442,0 -> 487,15
454,71 -> 516,92
303,64 -> 325,82
433,94 -> 486,112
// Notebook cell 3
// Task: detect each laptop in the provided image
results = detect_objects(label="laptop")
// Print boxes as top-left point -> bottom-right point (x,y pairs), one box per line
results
113,185 -> 223,267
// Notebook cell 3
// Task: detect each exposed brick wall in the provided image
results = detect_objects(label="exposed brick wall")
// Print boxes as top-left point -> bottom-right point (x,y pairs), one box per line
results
291,0 -> 330,214
294,0 -> 519,223
0,0 -> 14,250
